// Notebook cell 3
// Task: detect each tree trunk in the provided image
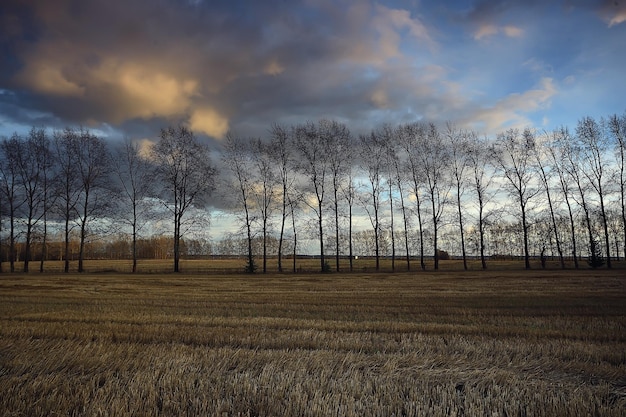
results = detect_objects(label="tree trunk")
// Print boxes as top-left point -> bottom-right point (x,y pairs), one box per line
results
291,202 -> 297,273
318,199 -> 325,272
402,213 -> 410,271
262,221 -> 267,274
334,186 -> 340,272
581,202 -> 594,265
278,190 -> 286,273
245,206 -> 254,274
374,223 -> 380,272
565,200 -> 579,269
9,208 -> 15,273
598,186 -> 612,268
479,204 -> 487,270
456,187 -> 467,270
389,181 -> 395,272
78,221 -> 85,273
415,192 -> 426,271
24,225 -> 31,273
132,230 -> 137,273
521,201 -> 531,270
64,216 -> 70,273
431,198 -> 439,270
546,191 -> 565,269
173,214 -> 180,273
78,203 -> 88,273
348,200 -> 353,272
39,210 -> 47,273
398,184 -> 410,271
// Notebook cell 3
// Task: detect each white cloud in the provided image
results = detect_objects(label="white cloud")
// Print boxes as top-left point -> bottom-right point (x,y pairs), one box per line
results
523,57 -> 553,74
370,88 -> 389,108
264,60 -> 285,76
607,11 -> 626,27
474,24 -> 498,40
474,24 -> 524,40
600,3 -> 626,27
503,25 -> 524,38
465,78 -> 557,133
373,4 -> 435,59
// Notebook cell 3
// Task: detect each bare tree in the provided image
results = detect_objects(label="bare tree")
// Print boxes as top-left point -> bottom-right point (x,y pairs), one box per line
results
36,131 -> 55,273
152,125 -> 216,273
420,123 -> 451,270
222,133 -> 256,273
467,132 -> 496,269
558,127 -> 597,264
294,121 -> 330,273
270,124 -> 294,272
605,207 -> 623,260
378,125 -> 399,271
576,116 -> 612,268
113,138 -> 155,273
14,128 -> 50,272
74,128 -> 111,273
607,112 -> 626,259
359,129 -> 387,271
341,156 -> 357,272
0,134 -> 25,272
53,128 -> 81,273
324,120 -> 352,272
287,191 -> 303,273
547,127 -> 580,268
398,122 -> 427,270
447,124 -> 471,270
491,128 -> 539,269
251,138 -> 277,273
534,131 -> 565,269
387,125 -> 412,271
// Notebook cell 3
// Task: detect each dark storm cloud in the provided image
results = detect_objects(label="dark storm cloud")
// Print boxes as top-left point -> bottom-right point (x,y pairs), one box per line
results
1,0 -> 295,136
461,0 -> 626,27
0,0 -> 447,140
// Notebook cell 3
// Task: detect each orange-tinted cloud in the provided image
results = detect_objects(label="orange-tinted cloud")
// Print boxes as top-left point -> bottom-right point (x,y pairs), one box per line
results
93,60 -> 199,120
474,24 -> 523,39
17,62 -> 85,97
189,107 -> 229,139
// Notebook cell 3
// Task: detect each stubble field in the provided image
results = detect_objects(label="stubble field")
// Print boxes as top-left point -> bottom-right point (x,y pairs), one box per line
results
1,268 -> 625,416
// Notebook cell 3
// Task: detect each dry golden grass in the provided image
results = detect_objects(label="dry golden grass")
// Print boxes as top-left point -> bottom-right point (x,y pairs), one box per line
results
1,270 -> 624,416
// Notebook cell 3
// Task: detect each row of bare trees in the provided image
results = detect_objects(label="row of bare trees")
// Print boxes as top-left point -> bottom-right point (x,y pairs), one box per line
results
221,113 -> 626,272
1,112 -> 625,272
0,125 -> 215,273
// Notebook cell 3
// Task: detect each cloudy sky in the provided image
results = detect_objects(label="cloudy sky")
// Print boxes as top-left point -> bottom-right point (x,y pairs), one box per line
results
1,0 -> 625,143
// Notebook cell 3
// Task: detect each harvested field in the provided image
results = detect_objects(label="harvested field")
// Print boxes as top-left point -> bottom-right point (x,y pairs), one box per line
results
1,270 -> 625,416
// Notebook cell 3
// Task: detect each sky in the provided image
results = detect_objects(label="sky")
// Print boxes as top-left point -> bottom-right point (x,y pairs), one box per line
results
1,0 -> 625,144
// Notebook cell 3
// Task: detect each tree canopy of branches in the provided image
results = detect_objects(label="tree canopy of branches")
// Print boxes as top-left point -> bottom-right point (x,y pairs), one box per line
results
2,111 -> 626,273
293,121 -> 331,272
113,138 -> 156,273
359,128 -> 387,271
152,125 -> 215,273
491,128 -> 539,269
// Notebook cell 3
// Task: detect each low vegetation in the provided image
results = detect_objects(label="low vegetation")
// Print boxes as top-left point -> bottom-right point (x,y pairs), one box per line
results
19,257 -> 620,274
1,269 -> 624,416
